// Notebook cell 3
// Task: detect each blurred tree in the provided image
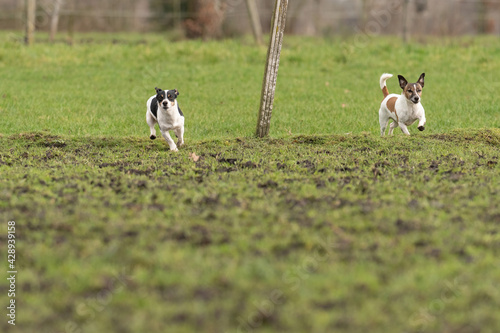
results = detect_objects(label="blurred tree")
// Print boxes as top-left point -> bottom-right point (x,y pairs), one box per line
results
477,0 -> 487,33
150,0 -> 189,30
286,0 -> 307,33
25,0 -> 36,45
49,0 -> 64,42
183,0 -> 226,39
245,0 -> 262,45
360,0 -> 374,28
415,0 -> 427,13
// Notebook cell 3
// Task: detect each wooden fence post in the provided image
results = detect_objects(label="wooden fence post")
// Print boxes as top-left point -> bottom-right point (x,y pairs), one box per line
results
25,0 -> 36,45
402,0 -> 410,44
50,0 -> 64,43
256,0 -> 288,138
174,0 -> 182,30
245,0 -> 263,45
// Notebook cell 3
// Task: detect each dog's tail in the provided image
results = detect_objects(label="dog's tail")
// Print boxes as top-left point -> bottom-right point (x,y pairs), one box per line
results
380,73 -> 393,98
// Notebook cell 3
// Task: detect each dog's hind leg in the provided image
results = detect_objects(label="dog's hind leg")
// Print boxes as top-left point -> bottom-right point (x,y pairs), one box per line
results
389,121 -> 399,135
379,110 -> 389,137
146,111 -> 157,140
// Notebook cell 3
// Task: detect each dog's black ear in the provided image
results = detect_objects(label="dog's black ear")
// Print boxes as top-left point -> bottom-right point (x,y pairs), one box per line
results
174,89 -> 179,97
417,73 -> 425,88
155,87 -> 162,93
398,75 -> 408,90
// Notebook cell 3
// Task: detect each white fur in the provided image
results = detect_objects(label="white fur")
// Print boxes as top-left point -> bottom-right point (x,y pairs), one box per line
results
380,73 -> 393,89
378,74 -> 426,136
146,94 -> 184,151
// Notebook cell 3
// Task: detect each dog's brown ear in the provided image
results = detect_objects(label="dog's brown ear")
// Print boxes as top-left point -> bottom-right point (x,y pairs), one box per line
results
417,73 -> 425,88
398,75 -> 408,90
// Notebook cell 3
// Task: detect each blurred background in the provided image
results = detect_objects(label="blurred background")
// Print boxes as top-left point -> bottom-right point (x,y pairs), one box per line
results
1,0 -> 499,40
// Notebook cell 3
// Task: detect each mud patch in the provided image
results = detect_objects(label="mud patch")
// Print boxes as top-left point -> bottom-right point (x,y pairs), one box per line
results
258,180 -> 279,189
15,132 -> 67,148
292,135 -> 327,145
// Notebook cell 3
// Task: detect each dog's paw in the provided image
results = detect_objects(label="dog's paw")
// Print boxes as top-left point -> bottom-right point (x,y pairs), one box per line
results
177,140 -> 184,147
418,126 -> 425,131
150,135 -> 156,140
170,147 -> 179,152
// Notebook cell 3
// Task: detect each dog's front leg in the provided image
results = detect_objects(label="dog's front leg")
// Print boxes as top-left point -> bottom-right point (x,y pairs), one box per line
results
417,117 -> 426,131
174,127 -> 184,147
160,128 -> 178,151
398,123 -> 411,135
146,111 -> 157,140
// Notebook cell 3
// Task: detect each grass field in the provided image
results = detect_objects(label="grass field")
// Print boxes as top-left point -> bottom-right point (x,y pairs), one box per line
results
1,32 -> 499,138
1,32 -> 500,333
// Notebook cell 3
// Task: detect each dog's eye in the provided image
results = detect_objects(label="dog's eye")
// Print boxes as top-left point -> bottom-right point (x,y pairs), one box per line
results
407,90 -> 412,93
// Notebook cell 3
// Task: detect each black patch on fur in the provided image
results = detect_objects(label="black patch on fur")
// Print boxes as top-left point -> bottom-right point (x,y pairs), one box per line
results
150,97 -> 159,119
167,89 -> 179,102
178,105 -> 184,117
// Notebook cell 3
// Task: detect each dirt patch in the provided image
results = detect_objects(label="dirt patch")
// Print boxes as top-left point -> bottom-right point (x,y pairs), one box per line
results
15,132 -> 67,148
218,157 -> 238,165
258,180 -> 279,189
292,135 -> 327,145
297,159 -> 316,172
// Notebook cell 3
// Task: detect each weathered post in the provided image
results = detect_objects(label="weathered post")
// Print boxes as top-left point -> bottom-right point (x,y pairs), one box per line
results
245,0 -> 263,45
25,0 -> 36,45
256,0 -> 288,138
173,0 -> 182,30
50,0 -> 64,43
402,0 -> 410,44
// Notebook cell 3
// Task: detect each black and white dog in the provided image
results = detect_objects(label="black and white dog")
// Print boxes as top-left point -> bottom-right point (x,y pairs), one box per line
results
146,87 -> 184,151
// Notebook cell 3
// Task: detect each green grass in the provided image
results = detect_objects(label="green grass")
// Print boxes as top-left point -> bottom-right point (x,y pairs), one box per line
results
1,130 -> 500,332
0,32 -> 499,138
1,32 -> 500,333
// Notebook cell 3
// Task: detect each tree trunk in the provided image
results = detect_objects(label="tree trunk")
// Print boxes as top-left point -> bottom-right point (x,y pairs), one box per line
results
50,0 -> 64,43
25,0 -> 36,45
245,0 -> 263,45
256,0 -> 288,138
402,0 -> 410,43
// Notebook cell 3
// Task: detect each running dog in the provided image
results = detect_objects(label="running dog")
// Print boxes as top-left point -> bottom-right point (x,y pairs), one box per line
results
146,87 -> 184,151
379,73 -> 426,136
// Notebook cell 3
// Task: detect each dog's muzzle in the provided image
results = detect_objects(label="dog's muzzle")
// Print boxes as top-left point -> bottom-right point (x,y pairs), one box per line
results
411,97 -> 420,104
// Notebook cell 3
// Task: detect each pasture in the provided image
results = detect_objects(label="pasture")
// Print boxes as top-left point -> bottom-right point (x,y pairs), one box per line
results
1,32 -> 500,333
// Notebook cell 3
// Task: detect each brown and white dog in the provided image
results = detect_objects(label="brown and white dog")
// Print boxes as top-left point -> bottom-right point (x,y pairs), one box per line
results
379,73 -> 426,136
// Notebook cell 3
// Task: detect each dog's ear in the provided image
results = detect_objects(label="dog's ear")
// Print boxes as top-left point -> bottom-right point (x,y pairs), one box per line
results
174,89 -> 179,97
417,73 -> 425,88
155,87 -> 162,93
398,75 -> 408,90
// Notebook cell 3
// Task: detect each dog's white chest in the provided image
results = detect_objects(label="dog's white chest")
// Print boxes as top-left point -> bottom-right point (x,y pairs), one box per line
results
400,102 -> 424,125
158,109 -> 183,130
